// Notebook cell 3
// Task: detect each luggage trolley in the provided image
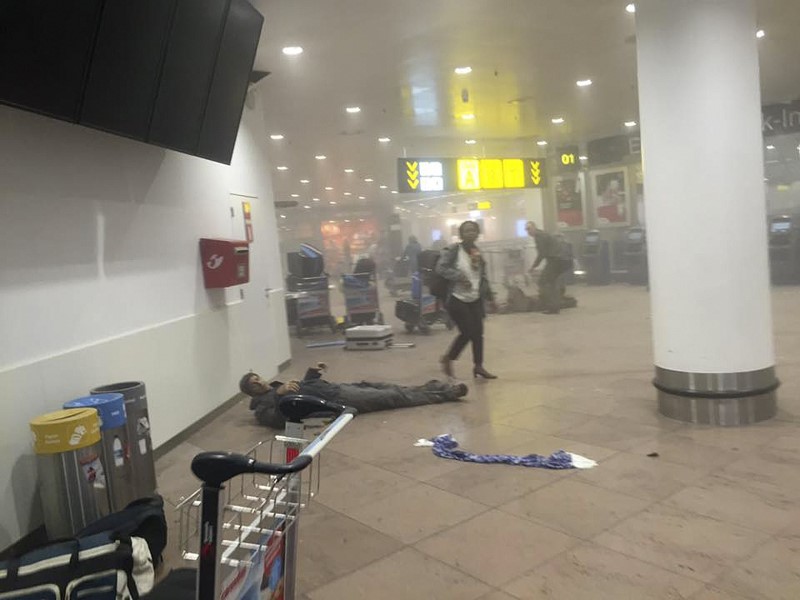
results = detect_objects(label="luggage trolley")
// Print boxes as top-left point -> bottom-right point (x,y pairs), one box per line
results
173,397 -> 356,600
342,272 -> 384,327
394,271 -> 452,334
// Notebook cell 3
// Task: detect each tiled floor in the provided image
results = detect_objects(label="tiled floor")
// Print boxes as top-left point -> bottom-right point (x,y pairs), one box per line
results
156,285 -> 800,599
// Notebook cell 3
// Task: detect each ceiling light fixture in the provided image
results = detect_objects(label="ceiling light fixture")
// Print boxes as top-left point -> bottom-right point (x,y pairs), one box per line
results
766,144 -> 776,150
364,178 -> 374,182
344,168 -> 354,173
329,201 -> 337,205
465,139 -> 477,145
300,179 -> 310,184
280,214 -> 287,219
378,137 -> 391,143
345,106 -> 361,114
551,117 -> 565,125
576,79 -> 593,87
379,185 -> 388,189
291,194 -> 299,197
303,205 -> 310,209
756,29 -> 765,39
344,192 -> 352,196
282,46 -> 303,56
358,196 -> 365,200
391,190 -> 398,194
454,66 -> 472,75
324,186 -> 333,190
276,165 -> 288,171
626,3 -> 636,13
579,155 -> 588,161
313,197 -> 320,202
315,155 -> 326,160
270,134 -> 284,140
624,120 -> 638,127
537,140 -> 548,146
461,113 -> 476,120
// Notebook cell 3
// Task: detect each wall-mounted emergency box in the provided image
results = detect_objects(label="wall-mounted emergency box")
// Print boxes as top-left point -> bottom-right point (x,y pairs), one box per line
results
199,238 -> 250,288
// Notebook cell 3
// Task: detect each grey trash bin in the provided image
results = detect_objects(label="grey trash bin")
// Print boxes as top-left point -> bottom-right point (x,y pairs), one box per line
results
30,408 -> 104,538
89,381 -> 157,499
64,393 -> 136,513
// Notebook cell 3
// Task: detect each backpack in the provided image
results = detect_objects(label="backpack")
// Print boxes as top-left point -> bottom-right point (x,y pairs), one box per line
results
418,249 -> 448,300
76,495 -> 168,566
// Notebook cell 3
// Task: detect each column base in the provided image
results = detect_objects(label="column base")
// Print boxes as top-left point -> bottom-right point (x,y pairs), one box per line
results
654,366 -> 778,426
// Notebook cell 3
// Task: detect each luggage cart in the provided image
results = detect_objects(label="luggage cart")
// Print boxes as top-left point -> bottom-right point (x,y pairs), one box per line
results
342,273 -> 384,326
394,271 -> 452,334
173,396 -> 356,600
288,275 -> 337,336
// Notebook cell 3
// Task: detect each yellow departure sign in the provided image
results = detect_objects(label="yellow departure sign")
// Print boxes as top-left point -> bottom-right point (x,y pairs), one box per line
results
457,159 -> 480,190
398,157 -> 545,192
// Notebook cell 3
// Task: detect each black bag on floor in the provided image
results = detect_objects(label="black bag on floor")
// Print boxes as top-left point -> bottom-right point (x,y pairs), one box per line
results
0,532 -> 142,600
77,495 -> 168,566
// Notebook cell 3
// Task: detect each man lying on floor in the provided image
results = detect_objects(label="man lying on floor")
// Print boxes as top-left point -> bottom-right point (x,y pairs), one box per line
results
239,363 -> 468,429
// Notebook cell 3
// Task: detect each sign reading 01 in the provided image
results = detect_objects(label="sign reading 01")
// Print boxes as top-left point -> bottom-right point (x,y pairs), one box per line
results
398,157 -> 546,193
557,145 -> 580,172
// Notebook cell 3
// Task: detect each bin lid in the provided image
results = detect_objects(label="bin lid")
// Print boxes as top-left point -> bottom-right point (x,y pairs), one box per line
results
30,408 -> 101,454
64,393 -> 126,430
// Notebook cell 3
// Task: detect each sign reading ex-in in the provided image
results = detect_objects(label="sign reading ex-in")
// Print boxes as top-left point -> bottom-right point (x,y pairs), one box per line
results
398,158 -> 546,193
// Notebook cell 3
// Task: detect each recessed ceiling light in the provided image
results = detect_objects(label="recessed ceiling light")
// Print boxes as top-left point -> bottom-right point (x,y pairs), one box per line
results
344,168 -> 354,173
465,139 -> 477,145
358,196 -> 365,200
300,179 -> 310,184
537,140 -> 548,146
454,66 -> 472,75
576,79 -> 593,87
364,178 -> 374,182
626,3 -> 636,13
345,106 -> 361,114
380,185 -> 388,189
624,120 -> 638,127
329,201 -> 337,205
324,186 -> 333,190
282,46 -> 303,56
359,219 -> 365,222
313,197 -> 320,202
766,144 -> 776,150
391,190 -> 398,194
551,117 -> 565,125
270,134 -> 284,140
461,113 -> 476,120
344,192 -> 352,196
303,205 -> 311,209
378,137 -> 391,143
315,155 -> 326,160
276,165 -> 288,171
280,214 -> 287,219
756,29 -> 766,39
579,155 -> 588,161
291,194 -> 299,198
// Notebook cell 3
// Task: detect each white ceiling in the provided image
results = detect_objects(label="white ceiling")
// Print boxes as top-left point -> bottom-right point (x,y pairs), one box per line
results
251,0 -> 800,213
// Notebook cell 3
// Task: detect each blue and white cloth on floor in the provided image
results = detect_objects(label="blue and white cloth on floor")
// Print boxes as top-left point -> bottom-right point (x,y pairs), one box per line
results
415,433 -> 597,469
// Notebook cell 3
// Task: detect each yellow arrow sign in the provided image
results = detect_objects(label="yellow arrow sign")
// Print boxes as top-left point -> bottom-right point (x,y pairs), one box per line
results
530,161 -> 542,185
408,179 -> 419,190
406,161 -> 418,171
407,170 -> 418,181
406,160 -> 420,190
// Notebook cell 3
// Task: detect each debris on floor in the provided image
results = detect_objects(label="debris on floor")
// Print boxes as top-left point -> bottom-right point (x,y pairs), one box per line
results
415,434 -> 597,469
646,452 -> 660,458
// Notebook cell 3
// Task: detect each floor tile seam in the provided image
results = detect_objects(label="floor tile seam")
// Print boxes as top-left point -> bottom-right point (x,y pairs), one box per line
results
652,490 -> 788,538
304,544 -> 493,598
410,509 -> 585,591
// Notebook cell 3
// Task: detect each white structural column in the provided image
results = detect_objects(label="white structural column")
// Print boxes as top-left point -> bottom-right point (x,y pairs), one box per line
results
636,0 -> 777,424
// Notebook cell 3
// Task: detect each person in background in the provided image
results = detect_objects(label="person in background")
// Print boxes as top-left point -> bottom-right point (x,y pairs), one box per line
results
526,221 -> 568,314
240,363 -> 468,429
402,235 -> 423,273
436,221 -> 497,379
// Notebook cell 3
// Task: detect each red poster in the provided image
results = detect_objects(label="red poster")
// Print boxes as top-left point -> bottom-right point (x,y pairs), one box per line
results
555,176 -> 585,228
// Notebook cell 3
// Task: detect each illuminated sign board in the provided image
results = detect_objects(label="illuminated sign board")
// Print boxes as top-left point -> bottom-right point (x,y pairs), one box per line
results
557,145 -> 580,172
398,157 -> 546,193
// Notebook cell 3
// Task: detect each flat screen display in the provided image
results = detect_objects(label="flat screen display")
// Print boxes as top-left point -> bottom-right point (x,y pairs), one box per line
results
771,221 -> 792,233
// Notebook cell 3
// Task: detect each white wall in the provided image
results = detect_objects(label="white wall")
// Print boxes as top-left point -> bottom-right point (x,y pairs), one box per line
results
0,90 -> 289,547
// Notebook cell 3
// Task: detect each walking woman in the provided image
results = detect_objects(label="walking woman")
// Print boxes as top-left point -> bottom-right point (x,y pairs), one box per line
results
436,221 -> 497,379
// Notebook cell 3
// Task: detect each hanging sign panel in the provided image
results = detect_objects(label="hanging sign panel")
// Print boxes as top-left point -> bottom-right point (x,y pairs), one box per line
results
398,157 -> 546,193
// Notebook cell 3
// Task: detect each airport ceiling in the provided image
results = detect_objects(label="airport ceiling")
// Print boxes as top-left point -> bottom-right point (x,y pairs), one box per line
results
251,0 -> 800,212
